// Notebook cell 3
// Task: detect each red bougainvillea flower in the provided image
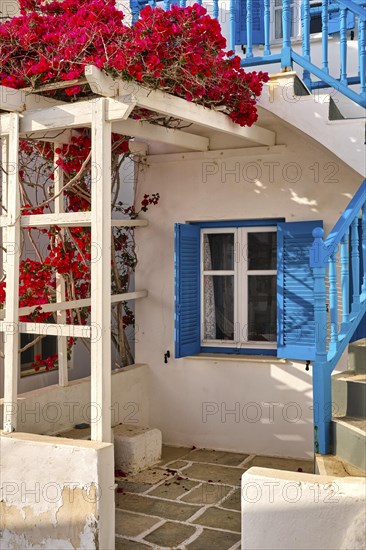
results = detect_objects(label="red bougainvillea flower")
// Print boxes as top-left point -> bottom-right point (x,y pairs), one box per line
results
0,1 -> 268,127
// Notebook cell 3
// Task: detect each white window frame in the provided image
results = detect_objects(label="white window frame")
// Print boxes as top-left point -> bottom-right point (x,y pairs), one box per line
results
200,226 -> 277,350
271,0 -> 323,44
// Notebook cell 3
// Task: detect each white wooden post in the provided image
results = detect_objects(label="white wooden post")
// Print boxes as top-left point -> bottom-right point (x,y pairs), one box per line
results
3,114 -> 20,432
91,99 -> 112,442
54,144 -> 68,386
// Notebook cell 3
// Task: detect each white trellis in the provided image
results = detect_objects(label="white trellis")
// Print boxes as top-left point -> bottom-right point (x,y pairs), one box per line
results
0,66 -> 277,442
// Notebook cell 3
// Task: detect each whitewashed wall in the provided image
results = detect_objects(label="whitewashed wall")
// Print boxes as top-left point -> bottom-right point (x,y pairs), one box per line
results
135,117 -> 361,459
0,432 -> 114,549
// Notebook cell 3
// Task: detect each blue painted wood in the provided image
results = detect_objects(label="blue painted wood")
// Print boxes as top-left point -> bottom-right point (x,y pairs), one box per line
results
281,0 -> 292,68
328,0 -> 355,34
174,224 -> 201,358
311,180 -> 366,267
291,50 -> 366,108
360,19 -> 366,98
230,0 -> 236,52
312,361 -> 332,454
179,0 -> 186,7
312,227 -> 331,455
322,0 -> 329,74
247,0 -> 254,58
302,0 -> 312,88
264,0 -> 271,55
131,0 -> 140,23
340,233 -> 350,332
310,75 -> 361,89
362,204 -> 366,294
189,218 -> 285,228
213,0 -> 219,19
351,217 -> 361,312
277,220 -> 324,361
163,0 -> 171,9
200,347 -> 276,355
235,0 -> 265,47
340,8 -> 348,83
240,54 -> 282,66
329,251 -> 339,355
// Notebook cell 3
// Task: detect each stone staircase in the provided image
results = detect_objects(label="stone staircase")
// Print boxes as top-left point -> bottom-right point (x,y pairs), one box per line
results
316,339 -> 366,476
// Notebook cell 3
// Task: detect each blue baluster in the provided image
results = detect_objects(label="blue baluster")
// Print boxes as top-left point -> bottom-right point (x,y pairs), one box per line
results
302,0 -> 311,88
329,250 -> 339,355
163,0 -> 171,10
312,227 -> 331,455
340,233 -> 350,332
246,0 -> 254,59
229,0 -> 235,53
281,0 -> 292,69
131,0 -> 140,23
196,0 -> 202,4
148,0 -> 155,7
321,0 -> 329,74
179,0 -> 186,7
340,8 -> 348,84
362,203 -> 366,294
359,19 -> 366,100
351,217 -> 361,312
264,0 -> 271,56
213,0 -> 219,19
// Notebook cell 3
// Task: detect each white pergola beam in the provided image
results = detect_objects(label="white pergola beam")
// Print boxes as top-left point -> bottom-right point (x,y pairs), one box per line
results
85,65 -> 118,97
113,119 -> 209,151
0,213 -> 148,228
54,144 -> 69,387
118,80 -> 276,146
0,290 -> 148,319
0,322 -> 91,338
90,98 -> 112,443
0,98 -> 135,136
0,86 -> 25,112
2,114 -> 20,433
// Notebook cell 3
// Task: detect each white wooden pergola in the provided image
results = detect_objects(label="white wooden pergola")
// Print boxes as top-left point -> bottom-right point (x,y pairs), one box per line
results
0,66 -> 278,442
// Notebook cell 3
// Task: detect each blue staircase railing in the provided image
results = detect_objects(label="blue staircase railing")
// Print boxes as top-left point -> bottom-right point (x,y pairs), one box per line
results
130,0 -> 366,108
310,179 -> 366,455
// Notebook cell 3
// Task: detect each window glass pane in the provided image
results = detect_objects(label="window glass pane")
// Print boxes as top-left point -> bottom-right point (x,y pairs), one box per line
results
42,336 -> 57,358
204,275 -> 234,340
248,232 -> 277,270
248,275 -> 276,341
20,334 -> 35,365
204,233 -> 234,271
274,6 -> 297,39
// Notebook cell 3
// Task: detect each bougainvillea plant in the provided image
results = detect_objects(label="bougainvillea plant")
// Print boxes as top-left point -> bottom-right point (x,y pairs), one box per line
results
0,0 -> 268,372
0,0 -> 268,126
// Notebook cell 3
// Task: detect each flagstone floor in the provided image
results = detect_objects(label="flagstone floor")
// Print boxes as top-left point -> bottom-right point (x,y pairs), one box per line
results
115,446 -> 314,550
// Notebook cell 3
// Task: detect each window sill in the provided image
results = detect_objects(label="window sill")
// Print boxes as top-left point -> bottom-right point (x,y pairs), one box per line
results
186,353 -> 289,364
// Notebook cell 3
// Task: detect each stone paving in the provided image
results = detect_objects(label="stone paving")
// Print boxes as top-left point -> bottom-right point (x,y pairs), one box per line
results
115,446 -> 314,549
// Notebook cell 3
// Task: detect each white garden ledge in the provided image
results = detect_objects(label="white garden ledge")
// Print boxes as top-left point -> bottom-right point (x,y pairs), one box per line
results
241,467 -> 366,550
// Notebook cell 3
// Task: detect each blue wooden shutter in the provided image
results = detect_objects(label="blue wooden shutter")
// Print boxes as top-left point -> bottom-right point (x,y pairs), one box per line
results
328,0 -> 355,34
175,223 -> 200,358
277,220 -> 323,361
235,0 -> 265,46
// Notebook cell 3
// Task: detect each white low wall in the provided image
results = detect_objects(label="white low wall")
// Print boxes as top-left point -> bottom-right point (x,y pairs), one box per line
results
0,432 -> 114,550
0,364 -> 149,435
241,467 -> 366,550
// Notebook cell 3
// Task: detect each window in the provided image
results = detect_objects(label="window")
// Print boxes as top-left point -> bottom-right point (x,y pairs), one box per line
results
20,332 -> 57,376
175,219 -> 323,360
201,228 -> 277,349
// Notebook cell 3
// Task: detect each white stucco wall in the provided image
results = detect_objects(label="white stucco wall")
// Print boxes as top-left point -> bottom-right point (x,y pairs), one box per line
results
0,364 -> 149,435
135,119 -> 361,459
0,432 -> 114,550
241,467 -> 366,550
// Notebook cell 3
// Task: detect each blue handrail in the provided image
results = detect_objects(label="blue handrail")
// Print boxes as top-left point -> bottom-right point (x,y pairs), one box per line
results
310,179 -> 366,454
